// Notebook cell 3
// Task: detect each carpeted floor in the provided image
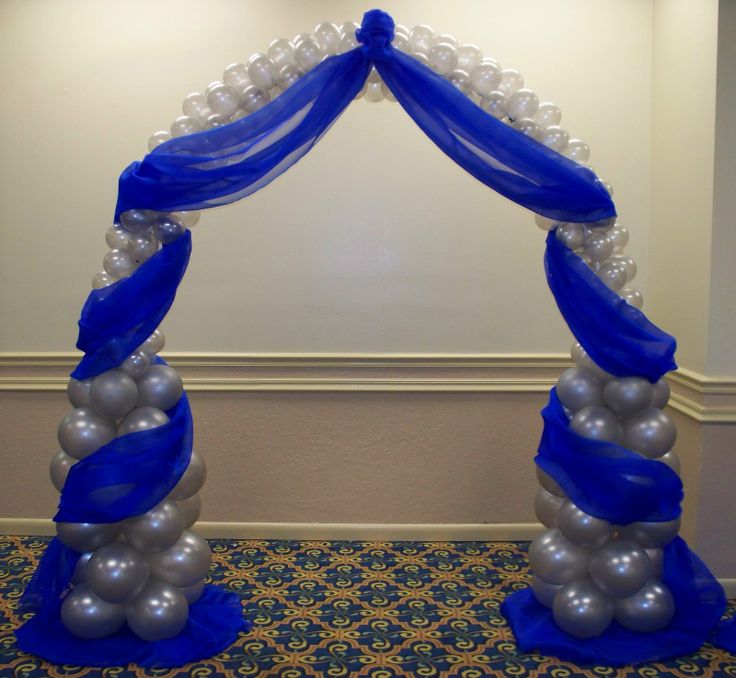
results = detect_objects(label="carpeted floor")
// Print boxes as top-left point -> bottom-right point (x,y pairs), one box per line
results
1,536 -> 735,677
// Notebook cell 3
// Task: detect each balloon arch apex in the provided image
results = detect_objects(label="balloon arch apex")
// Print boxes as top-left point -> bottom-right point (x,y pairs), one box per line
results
15,8 -> 730,669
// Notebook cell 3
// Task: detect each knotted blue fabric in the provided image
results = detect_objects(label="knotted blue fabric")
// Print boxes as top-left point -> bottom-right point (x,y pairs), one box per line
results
18,7 -> 733,668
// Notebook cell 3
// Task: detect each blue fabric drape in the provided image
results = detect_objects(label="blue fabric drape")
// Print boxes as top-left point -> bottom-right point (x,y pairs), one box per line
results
503,537 -> 726,666
545,231 -> 677,382
114,12 -> 615,225
19,7 -> 734,668
536,389 -> 682,525
72,231 -> 192,381
55,367 -> 193,524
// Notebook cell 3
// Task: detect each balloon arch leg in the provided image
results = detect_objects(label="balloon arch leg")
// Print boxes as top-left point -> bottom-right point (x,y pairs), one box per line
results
15,9 -> 733,669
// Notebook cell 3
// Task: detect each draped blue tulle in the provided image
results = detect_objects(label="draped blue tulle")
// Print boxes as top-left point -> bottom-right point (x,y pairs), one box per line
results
545,230 -> 677,382
16,583 -> 250,668
503,537 -> 726,666
55,368 -> 193,524
536,389 -> 682,525
114,11 -> 615,225
72,231 -> 192,381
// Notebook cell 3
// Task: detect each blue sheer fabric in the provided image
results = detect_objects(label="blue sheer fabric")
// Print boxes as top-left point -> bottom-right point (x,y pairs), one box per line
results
19,7 -> 733,668
502,537 -> 726,666
17,584 -> 249,668
115,11 -> 615,226
72,231 -> 192,381
56,365 -> 193,524
536,389 -> 682,525
545,231 -> 677,382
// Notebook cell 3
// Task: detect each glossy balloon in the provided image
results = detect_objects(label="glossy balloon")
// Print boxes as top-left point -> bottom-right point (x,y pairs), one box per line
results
127,232 -> 159,264
556,366 -> 603,413
123,500 -> 185,553
651,379 -> 671,408
557,501 -> 614,550
589,540 -> 653,597
530,574 -> 562,609
136,364 -> 183,411
507,88 -> 539,120
171,450 -> 207,500
126,580 -> 188,641
614,580 -> 675,632
119,209 -> 156,234
646,548 -> 664,578
555,223 -> 586,251
103,249 -> 136,279
71,551 -> 93,584
657,450 -> 681,475
622,408 -> 677,458
88,370 -> 138,420
535,465 -> 565,498
61,583 -> 126,639
120,350 -> 151,379
470,59 -> 501,97
570,342 -> 612,382
529,529 -> 589,585
56,521 -> 120,552
148,530 -> 212,587
603,377 -> 654,418
86,542 -> 150,603
552,578 -> 614,639
140,329 -> 165,355
570,406 -> 623,444
179,579 -> 205,604
177,494 -> 202,529
619,517 -> 681,549
153,215 -> 185,244
49,449 -> 76,492
58,407 -> 117,459
427,42 -> 457,75
534,487 -> 564,528
106,225 -> 131,250
118,406 -> 169,436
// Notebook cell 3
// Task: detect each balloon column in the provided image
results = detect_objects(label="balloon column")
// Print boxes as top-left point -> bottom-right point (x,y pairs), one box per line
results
16,9 -> 728,668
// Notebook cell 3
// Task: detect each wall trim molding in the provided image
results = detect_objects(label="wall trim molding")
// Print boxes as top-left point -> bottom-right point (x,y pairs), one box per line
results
1,352 -> 734,422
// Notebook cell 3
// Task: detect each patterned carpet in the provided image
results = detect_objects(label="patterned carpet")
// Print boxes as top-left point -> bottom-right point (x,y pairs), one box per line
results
1,536 -> 735,677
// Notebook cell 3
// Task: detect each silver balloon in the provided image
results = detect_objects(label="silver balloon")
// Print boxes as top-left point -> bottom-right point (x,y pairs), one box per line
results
106,225 -> 131,249
570,406 -> 623,443
118,406 -> 169,435
557,501 -> 614,549
49,449 -> 76,491
126,580 -> 189,641
552,577 -> 614,639
140,329 -> 165,355
645,548 -> 664,578
530,574 -> 562,608
89,369 -> 139,420
534,487 -> 564,528
127,232 -> 159,264
614,580 -> 675,632
153,215 -> 185,244
651,379 -> 671,408
136,364 -> 183,411
619,518 -> 681,548
171,450 -> 207,500
589,540 -> 653,597
555,223 -> 586,251
179,579 -> 205,604
123,500 -> 184,553
86,542 -> 150,603
570,343 -> 613,382
177,494 -> 202,529
622,408 -> 677,458
657,450 -> 681,475
61,583 -> 127,639
556,367 -> 603,413
119,209 -> 156,234
603,378 -> 654,418
58,407 -> 117,459
121,350 -> 151,379
148,530 -> 211,587
71,551 -> 93,584
67,377 -> 93,407
57,522 -> 120,552
529,529 -> 589,585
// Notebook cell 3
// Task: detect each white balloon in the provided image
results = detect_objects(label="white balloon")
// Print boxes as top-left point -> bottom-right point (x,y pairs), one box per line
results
223,63 -> 251,89
364,81 -> 383,103
241,85 -> 271,112
103,249 -> 136,279
428,42 -> 457,75
507,88 -> 539,120
479,91 -> 507,119
457,44 -> 482,73
582,231 -> 613,262
126,232 -> 159,265
267,39 -> 295,69
206,83 -> 240,117
555,223 -> 586,250
621,287 -> 644,309
448,70 -> 471,95
106,225 -> 131,250
313,22 -> 340,55
470,60 -> 502,97
533,103 -> 561,128
182,92 -> 210,119
92,271 -> 116,289
247,54 -> 277,90
408,25 -> 435,55
294,38 -> 323,71
148,131 -> 171,151
498,68 -> 523,95
563,139 -> 590,163
514,118 -> 540,139
539,125 -> 569,152
170,115 -> 203,138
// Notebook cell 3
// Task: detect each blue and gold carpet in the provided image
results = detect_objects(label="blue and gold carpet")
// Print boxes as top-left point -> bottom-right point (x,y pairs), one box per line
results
1,536 -> 734,677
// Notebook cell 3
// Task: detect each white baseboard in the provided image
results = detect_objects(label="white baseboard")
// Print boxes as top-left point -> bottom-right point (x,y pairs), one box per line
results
0,518 -> 544,542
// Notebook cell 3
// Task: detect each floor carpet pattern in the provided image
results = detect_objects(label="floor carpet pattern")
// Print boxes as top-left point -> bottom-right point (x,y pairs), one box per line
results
0,536 -> 734,677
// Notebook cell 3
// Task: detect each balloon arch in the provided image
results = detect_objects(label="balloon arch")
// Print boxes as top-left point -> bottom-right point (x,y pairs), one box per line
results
15,8 -> 733,669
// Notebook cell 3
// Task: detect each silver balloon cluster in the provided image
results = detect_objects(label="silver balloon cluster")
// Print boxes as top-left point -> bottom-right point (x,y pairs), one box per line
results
53,320 -> 210,640
530,344 -> 679,638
